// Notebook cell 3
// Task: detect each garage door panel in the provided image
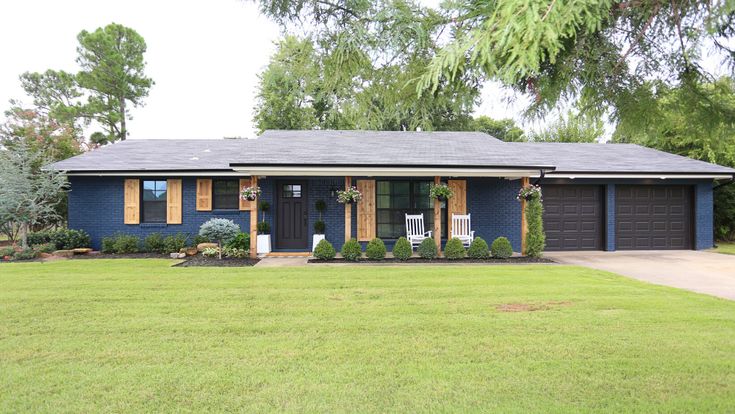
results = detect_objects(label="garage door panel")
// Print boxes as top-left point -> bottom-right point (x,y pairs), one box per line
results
543,185 -> 603,251
616,185 -> 691,250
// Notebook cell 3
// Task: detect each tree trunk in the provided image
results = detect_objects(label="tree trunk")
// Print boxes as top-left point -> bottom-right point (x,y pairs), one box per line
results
119,96 -> 127,141
19,222 -> 28,249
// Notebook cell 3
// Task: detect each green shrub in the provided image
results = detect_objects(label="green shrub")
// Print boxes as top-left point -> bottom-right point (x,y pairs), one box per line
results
202,247 -> 219,258
193,234 -> 210,245
144,233 -> 166,253
526,198 -> 546,257
101,237 -> 115,253
444,237 -> 466,260
50,229 -> 91,250
365,238 -> 386,260
341,239 -> 362,261
225,232 -> 250,251
314,220 -> 326,234
392,237 -> 412,261
27,231 -> 52,246
33,243 -> 56,254
256,221 -> 271,234
223,246 -> 247,258
467,237 -> 490,259
417,238 -> 437,259
0,246 -> 15,258
491,237 -> 513,259
199,218 -> 240,248
313,239 -> 336,260
163,233 -> 188,254
112,234 -> 140,254
13,248 -> 37,260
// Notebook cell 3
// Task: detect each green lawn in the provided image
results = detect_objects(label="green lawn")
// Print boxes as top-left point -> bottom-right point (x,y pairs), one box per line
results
1,261 -> 734,412
713,242 -> 735,255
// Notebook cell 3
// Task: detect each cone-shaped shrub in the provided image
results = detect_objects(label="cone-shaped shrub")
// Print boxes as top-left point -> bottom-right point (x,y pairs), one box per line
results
491,237 -> 513,259
467,237 -> 490,259
417,237 -> 437,259
444,237 -> 466,260
341,239 -> 362,261
365,238 -> 386,260
313,239 -> 336,260
392,237 -> 412,261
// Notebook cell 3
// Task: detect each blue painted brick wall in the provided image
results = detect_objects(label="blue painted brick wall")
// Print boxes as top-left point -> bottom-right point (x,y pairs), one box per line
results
467,178 -> 523,252
695,182 -> 714,250
69,176 -> 250,250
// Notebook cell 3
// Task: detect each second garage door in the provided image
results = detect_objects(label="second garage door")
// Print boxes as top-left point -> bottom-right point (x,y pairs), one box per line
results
616,185 -> 692,250
543,185 -> 604,251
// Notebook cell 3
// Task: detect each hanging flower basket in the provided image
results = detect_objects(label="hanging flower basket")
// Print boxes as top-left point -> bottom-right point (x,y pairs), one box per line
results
241,186 -> 261,201
517,185 -> 542,202
337,186 -> 362,204
429,183 -> 453,201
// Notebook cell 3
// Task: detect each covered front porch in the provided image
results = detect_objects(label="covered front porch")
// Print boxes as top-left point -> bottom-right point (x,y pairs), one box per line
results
236,167 -> 543,258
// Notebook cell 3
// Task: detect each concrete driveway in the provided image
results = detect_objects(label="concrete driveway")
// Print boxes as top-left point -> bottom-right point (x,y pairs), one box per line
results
546,250 -> 735,300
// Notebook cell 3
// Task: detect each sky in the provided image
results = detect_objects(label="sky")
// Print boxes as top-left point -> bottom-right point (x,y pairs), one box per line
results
0,0 -> 533,140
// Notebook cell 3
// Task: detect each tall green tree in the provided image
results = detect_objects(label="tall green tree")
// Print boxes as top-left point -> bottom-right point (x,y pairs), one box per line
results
253,1 -> 481,132
76,23 -> 154,142
415,1 -> 735,119
18,23 -> 153,145
531,112 -> 604,143
613,77 -> 735,240
466,116 -> 526,141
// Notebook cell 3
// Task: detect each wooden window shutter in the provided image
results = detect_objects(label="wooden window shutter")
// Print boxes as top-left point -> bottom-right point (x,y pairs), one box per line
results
447,180 -> 467,218
196,179 -> 212,211
239,178 -> 252,211
167,179 -> 183,224
356,179 -> 376,241
123,179 -> 140,224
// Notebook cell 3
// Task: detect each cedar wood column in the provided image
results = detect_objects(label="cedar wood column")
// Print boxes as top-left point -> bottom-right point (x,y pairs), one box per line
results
249,175 -> 258,259
345,176 -> 352,242
520,176 -> 529,255
434,176 -> 442,255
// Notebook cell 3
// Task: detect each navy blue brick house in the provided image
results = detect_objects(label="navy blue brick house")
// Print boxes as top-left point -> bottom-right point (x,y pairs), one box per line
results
54,131 -> 734,255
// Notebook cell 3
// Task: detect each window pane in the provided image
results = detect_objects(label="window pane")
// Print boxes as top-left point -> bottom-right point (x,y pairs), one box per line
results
213,179 -> 239,210
377,181 -> 390,194
393,181 -> 409,195
393,195 -> 409,209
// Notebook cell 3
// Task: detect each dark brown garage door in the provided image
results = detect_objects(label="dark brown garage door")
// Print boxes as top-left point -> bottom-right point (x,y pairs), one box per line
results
543,185 -> 604,251
616,185 -> 692,250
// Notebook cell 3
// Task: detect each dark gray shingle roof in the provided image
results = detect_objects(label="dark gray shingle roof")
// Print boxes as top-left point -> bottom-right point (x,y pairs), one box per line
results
49,130 -> 735,175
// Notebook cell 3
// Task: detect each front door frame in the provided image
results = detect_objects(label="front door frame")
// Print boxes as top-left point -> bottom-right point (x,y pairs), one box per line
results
275,180 -> 309,250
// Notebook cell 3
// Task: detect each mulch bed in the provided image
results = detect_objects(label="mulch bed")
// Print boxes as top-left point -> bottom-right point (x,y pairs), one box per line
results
308,256 -> 554,264
70,253 -> 173,260
173,256 -> 259,267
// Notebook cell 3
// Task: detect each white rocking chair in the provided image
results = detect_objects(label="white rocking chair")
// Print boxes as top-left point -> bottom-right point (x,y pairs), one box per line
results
405,214 -> 432,249
451,213 -> 475,247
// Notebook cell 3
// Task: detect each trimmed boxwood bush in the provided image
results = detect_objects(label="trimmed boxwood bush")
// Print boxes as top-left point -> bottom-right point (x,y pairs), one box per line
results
144,233 -> 166,253
491,237 -> 513,259
163,233 -> 188,254
27,231 -> 52,246
112,234 -> 140,254
50,229 -> 91,250
101,236 -> 115,253
256,221 -> 271,234
341,239 -> 362,261
365,238 -> 386,260
314,220 -> 326,234
467,237 -> 490,259
444,237 -> 466,260
417,237 -> 437,259
313,239 -> 336,260
392,237 -> 412,261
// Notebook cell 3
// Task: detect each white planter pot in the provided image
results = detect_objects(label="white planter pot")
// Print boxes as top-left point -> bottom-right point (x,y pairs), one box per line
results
312,234 -> 326,251
256,234 -> 271,255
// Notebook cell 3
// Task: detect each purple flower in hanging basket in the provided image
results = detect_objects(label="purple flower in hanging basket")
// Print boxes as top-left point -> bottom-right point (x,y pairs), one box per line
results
337,186 -> 362,204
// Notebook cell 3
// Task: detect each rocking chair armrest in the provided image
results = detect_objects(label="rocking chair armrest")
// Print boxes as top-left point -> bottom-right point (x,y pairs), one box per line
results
426,231 -> 433,238
470,231 -> 475,237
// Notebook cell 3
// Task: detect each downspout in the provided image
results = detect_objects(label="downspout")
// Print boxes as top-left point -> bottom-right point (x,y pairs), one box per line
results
532,169 -> 546,186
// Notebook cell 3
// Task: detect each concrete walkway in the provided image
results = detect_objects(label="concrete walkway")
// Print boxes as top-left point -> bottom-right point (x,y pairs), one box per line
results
546,250 -> 735,300
254,256 -> 309,267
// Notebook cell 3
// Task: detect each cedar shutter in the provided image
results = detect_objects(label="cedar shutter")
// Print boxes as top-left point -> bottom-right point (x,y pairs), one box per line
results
239,178 -> 252,211
167,179 -> 182,224
356,179 -> 376,241
447,179 -> 467,218
123,179 -> 140,224
196,179 -> 212,211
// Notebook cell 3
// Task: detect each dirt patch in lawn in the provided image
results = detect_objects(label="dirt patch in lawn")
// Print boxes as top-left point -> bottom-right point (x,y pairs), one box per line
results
496,301 -> 572,312
308,257 -> 554,264
173,256 -> 259,267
